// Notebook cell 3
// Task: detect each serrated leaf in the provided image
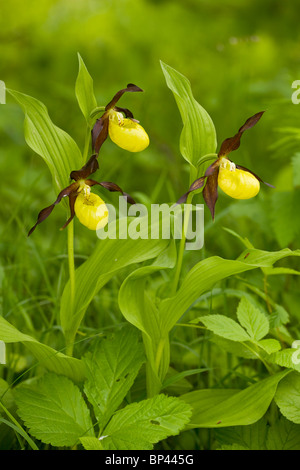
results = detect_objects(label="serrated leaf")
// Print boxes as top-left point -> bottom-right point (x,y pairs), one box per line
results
83,327 -> 145,429
160,61 -> 217,167
270,348 -> 300,373
236,297 -> 269,341
182,370 -> 290,428
274,371 -> 300,424
0,316 -> 85,382
15,373 -> 94,447
210,334 -> 258,359
159,248 -> 300,335
100,394 -> 192,450
80,436 -> 103,450
75,53 -> 97,123
266,416 -> 300,450
215,418 -> 268,450
199,314 -> 250,342
8,89 -> 83,193
257,339 -> 281,354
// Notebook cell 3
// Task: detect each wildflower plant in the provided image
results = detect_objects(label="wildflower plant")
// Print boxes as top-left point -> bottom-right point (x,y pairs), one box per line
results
1,55 -> 300,450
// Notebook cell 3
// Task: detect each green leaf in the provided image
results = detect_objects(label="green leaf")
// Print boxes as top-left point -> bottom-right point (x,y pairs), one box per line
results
8,89 -> 83,192
270,348 -> 300,373
210,334 -> 258,359
83,327 -> 145,429
257,339 -> 281,354
236,297 -> 269,341
100,394 -> 192,450
118,242 -> 176,391
274,371 -> 300,424
60,216 -> 170,342
75,53 -> 97,124
199,314 -> 250,342
80,436 -> 103,450
182,370 -> 291,428
216,418 -> 268,450
159,248 -> 300,335
0,316 -> 85,382
160,61 -> 217,167
266,416 -> 300,450
15,373 -> 94,447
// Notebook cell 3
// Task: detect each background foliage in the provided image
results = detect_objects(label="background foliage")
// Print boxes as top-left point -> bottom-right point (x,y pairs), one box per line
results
0,0 -> 300,450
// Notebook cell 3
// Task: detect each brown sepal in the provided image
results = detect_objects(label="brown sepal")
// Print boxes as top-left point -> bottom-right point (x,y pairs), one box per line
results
85,179 -> 136,205
218,111 -> 265,157
28,182 -> 78,236
202,170 -> 219,220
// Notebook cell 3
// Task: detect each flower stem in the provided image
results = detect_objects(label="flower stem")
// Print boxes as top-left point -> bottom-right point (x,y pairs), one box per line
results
66,220 -> 76,356
170,191 -> 194,296
170,165 -> 198,296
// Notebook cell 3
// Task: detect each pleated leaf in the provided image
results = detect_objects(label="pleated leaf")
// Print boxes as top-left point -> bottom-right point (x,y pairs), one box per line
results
160,61 -> 217,167
0,316 -> 85,382
8,89 -> 83,192
182,370 -> 290,428
75,53 -> 97,123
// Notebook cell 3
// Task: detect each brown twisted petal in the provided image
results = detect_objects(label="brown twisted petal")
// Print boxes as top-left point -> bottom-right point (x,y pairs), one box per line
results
92,117 -> 109,154
218,111 -> 265,157
70,154 -> 99,181
175,177 -> 206,205
202,170 -> 219,220
174,159 -> 219,206
60,191 -> 78,230
104,84 -> 143,111
235,165 -> 275,188
28,181 -> 79,236
85,179 -> 136,205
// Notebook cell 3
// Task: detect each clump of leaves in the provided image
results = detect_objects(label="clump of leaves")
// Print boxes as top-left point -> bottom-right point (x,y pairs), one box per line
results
14,328 -> 192,450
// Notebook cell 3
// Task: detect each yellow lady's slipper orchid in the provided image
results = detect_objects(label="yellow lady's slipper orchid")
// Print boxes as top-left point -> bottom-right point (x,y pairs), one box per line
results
92,84 -> 149,154
218,158 -> 260,200
108,111 -> 149,152
176,111 -> 274,219
28,154 -> 135,236
74,191 -> 108,231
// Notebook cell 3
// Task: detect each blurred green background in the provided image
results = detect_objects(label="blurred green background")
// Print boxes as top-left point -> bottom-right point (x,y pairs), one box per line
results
0,0 -> 299,334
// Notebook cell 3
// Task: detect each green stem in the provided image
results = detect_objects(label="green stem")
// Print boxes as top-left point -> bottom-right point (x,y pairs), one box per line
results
0,401 -> 39,450
65,220 -> 76,356
170,191 -> 194,296
82,124 -> 92,163
171,164 -> 198,296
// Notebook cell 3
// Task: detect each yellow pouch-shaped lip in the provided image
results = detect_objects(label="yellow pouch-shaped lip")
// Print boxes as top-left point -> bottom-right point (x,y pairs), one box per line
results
218,160 -> 260,200
108,112 -> 149,152
75,192 -> 109,230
